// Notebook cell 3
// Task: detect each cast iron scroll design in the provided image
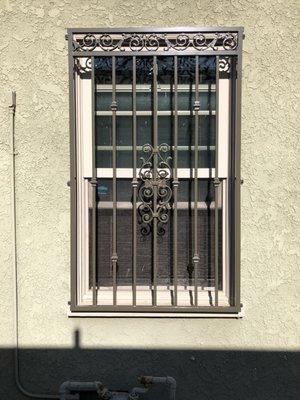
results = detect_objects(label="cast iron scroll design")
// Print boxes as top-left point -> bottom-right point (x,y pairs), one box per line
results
219,56 -> 231,73
138,143 -> 172,236
74,57 -> 92,74
72,32 -> 238,53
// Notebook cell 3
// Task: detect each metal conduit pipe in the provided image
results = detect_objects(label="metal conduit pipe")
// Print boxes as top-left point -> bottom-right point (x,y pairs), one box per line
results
10,91 -> 60,399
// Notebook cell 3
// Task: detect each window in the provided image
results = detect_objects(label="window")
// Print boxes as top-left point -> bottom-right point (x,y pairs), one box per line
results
68,28 -> 243,315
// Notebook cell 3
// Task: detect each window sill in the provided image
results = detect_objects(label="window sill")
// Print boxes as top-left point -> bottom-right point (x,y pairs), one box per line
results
79,287 -> 230,307
67,308 -> 244,319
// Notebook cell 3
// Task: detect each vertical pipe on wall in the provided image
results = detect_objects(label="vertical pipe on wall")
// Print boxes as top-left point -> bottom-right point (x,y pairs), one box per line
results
11,91 -> 61,398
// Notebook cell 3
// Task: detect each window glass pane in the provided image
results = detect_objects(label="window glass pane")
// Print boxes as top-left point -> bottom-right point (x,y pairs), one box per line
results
96,57 -> 133,111
95,57 -> 112,84
96,117 -> 154,168
178,115 -> 216,146
177,91 -> 216,110
136,56 -> 153,85
137,92 -> 152,111
96,179 -> 131,202
96,116 -> 133,168
177,150 -> 215,168
116,57 -> 133,84
137,116 -> 152,145
96,92 -> 110,112
96,92 -> 130,112
157,56 -> 173,113
161,86 -> 215,111
96,116 -> 111,147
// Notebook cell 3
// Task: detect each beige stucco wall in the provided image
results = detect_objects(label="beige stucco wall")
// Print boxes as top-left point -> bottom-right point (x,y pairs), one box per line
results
0,0 -> 299,399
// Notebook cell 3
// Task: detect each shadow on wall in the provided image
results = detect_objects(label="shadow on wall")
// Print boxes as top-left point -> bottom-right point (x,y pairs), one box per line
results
2,330 -> 299,400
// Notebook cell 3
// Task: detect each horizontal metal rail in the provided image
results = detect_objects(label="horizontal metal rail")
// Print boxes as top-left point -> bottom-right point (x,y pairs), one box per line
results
96,145 -> 216,151
71,304 -> 242,313
97,201 -> 221,210
96,83 -> 216,91
95,110 -> 215,116
69,26 -> 244,34
72,50 -> 239,57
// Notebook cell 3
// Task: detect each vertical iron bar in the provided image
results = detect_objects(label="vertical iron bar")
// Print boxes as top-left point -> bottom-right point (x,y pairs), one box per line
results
132,56 -> 137,306
228,57 -> 236,307
235,37 -> 243,308
111,56 -> 118,306
68,30 -> 77,309
173,56 -> 179,306
153,56 -> 158,306
91,56 -> 97,306
214,56 -> 220,306
193,56 -> 200,307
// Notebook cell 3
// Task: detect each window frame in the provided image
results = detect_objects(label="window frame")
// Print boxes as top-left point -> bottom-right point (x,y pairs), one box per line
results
67,27 -> 243,316
76,76 -> 229,307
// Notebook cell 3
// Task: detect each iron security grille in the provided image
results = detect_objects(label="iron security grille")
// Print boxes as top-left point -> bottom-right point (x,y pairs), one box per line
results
68,27 -> 243,314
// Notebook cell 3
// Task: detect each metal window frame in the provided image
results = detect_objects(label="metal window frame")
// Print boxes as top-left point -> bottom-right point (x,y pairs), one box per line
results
67,26 -> 244,316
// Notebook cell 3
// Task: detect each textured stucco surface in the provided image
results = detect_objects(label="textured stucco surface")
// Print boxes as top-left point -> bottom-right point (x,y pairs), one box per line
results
0,0 -> 299,399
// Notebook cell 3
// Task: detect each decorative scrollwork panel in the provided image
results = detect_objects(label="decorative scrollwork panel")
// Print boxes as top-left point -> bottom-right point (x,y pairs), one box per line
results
72,32 -> 239,53
138,144 -> 173,236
